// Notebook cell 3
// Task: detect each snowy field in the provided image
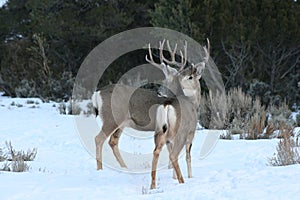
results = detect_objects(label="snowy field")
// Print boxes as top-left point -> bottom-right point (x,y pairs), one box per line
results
1,94 -> 300,200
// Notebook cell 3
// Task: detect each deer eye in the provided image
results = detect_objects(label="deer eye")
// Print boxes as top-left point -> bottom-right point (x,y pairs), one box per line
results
188,76 -> 193,80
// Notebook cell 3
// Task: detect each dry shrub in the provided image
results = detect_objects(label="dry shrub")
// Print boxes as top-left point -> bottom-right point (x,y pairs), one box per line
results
199,90 -> 229,129
219,131 -> 232,140
0,142 -> 36,172
6,141 -> 37,161
200,87 -> 295,140
26,100 -> 35,104
208,90 -> 228,129
269,125 -> 300,166
227,87 -> 252,126
0,160 -> 30,172
58,102 -> 66,114
0,162 -> 11,172
296,131 -> 300,147
199,94 -> 211,128
268,101 -> 294,130
200,87 -> 267,139
83,102 -> 94,116
0,148 -> 6,162
11,159 -> 30,172
265,120 -> 275,138
245,98 -> 267,139
68,100 -> 82,115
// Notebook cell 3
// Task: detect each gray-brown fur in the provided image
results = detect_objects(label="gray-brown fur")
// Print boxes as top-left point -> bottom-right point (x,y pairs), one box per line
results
98,84 -> 176,131
94,39 -> 210,189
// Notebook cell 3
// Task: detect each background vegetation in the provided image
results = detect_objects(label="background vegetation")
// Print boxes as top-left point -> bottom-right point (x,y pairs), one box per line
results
0,0 -> 299,106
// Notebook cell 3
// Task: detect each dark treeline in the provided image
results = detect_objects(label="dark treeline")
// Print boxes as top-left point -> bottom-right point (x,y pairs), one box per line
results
0,0 -> 299,105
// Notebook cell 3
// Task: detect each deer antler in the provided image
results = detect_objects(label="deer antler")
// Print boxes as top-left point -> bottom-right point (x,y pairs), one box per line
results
203,38 -> 210,63
145,40 -> 188,71
192,38 -> 210,69
145,42 -> 163,68
163,40 -> 187,71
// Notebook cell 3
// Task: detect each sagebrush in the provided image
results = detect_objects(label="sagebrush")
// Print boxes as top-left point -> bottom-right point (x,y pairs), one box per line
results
0,141 -> 37,172
269,125 -> 300,166
200,87 -> 294,140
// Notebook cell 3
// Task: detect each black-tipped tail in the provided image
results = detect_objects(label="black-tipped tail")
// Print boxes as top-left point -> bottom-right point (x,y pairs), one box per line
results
94,107 -> 99,117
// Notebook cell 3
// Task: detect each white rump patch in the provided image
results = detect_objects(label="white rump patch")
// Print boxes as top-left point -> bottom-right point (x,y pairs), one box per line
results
156,105 -> 167,132
92,91 -> 103,110
156,105 -> 177,132
167,105 -> 176,129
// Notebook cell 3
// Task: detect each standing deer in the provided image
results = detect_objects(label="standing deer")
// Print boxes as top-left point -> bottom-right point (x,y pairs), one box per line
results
92,39 -> 210,189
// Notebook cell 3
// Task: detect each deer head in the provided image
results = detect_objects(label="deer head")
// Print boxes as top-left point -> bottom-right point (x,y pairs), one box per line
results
178,39 -> 210,97
146,39 -> 210,100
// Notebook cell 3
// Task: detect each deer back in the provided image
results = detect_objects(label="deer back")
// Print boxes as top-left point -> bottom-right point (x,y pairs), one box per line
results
96,84 -> 175,131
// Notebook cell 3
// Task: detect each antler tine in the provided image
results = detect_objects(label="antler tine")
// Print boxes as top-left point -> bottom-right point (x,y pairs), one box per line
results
183,40 -> 187,65
165,40 -> 173,61
178,40 -> 188,71
162,40 -> 187,70
145,43 -> 162,68
166,40 -> 177,62
192,39 -> 210,69
203,38 -> 210,63
159,39 -> 166,64
146,39 -> 189,70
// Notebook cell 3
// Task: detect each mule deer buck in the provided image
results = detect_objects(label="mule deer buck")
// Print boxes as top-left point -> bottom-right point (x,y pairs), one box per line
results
92,39 -> 210,189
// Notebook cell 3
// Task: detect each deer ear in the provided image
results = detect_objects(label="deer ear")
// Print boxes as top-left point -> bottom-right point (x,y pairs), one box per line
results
192,63 -> 205,79
190,65 -> 197,75
162,63 -> 178,78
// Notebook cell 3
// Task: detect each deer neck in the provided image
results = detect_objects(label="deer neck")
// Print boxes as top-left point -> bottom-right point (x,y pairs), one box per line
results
159,77 -> 185,98
182,82 -> 201,109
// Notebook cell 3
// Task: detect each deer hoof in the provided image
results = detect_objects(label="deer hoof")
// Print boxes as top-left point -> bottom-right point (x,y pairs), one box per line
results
121,164 -> 128,169
96,160 -> 103,170
178,177 -> 184,183
150,183 -> 156,190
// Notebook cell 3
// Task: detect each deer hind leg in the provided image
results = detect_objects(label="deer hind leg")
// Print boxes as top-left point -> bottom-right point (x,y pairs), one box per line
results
166,141 -> 173,169
95,129 -> 108,170
168,137 -> 184,183
186,143 -> 192,178
166,141 -> 178,179
169,152 -> 184,184
150,132 -> 166,189
95,124 -> 119,170
108,128 -> 127,168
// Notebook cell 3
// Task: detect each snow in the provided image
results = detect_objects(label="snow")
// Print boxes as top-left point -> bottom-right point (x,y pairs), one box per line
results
0,0 -> 6,8
1,95 -> 300,199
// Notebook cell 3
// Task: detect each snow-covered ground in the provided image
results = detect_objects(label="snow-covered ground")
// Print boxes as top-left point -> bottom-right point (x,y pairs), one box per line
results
1,95 -> 300,200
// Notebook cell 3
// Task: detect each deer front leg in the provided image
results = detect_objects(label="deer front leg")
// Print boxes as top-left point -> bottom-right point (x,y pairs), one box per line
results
95,130 -> 108,170
108,128 -> 127,168
151,133 -> 165,189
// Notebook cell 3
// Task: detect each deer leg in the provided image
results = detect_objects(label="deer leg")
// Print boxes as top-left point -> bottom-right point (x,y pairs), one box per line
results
169,153 -> 184,184
108,128 -> 127,168
150,132 -> 165,189
166,142 -> 178,179
95,129 -> 109,170
166,141 -> 173,169
186,143 -> 192,178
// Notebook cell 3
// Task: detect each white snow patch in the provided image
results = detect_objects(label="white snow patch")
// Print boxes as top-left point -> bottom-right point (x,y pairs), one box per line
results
1,95 -> 300,199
